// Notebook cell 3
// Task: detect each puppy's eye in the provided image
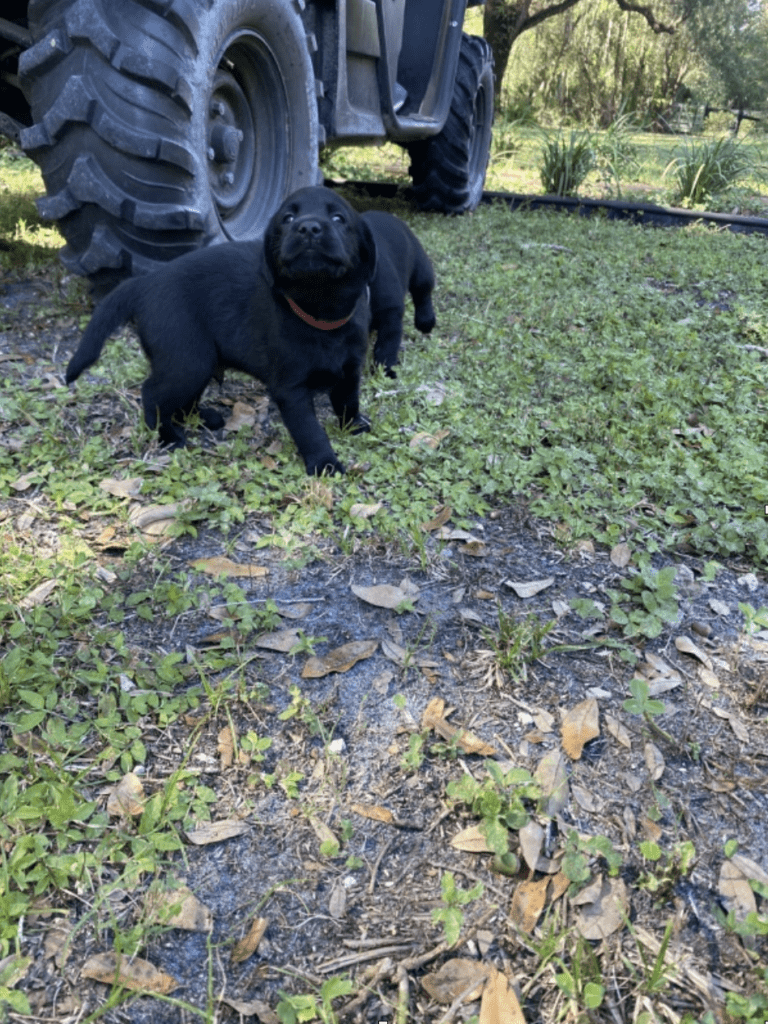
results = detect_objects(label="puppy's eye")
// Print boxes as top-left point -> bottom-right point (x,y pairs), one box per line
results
331,213 -> 346,223
282,212 -> 295,224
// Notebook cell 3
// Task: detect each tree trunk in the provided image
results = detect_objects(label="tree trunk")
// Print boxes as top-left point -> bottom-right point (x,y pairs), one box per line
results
483,0 -> 529,102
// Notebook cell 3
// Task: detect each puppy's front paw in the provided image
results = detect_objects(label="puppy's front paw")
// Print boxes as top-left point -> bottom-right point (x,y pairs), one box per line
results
306,455 -> 345,476
349,413 -> 371,435
415,309 -> 436,334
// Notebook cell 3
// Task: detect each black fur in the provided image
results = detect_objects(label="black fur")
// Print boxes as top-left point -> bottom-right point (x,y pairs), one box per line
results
362,209 -> 435,377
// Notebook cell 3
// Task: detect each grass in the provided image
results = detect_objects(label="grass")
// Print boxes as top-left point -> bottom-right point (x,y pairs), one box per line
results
2,135 -> 768,1020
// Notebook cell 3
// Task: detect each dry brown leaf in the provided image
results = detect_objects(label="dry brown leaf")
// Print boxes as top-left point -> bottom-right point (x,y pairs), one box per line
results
727,713 -> 749,743
549,872 -> 570,902
674,635 -> 713,670
646,675 -> 682,696
436,526 -> 478,542
422,696 -> 446,727
129,501 -> 187,531
220,996 -> 278,1022
232,917 -> 268,963
276,602 -> 313,620
20,579 -> 58,609
463,539 -> 488,557
351,803 -> 395,825
572,783 -> 600,813
518,820 -> 544,872
0,954 -> 31,988
10,472 -> 35,491
80,952 -> 178,993
225,400 -> 257,431
479,964 -> 526,1024
309,816 -> 337,848
422,701 -> 497,756
732,853 -> 768,887
421,958 -> 490,1003
610,542 -> 632,567
561,698 -> 599,759
510,878 -> 548,933
351,582 -> 420,609
329,879 -> 347,920
145,887 -> 213,932
185,819 -> 249,845
534,709 -> 555,733
640,815 -> 662,843
409,428 -> 450,449
451,823 -> 493,854
107,772 -> 145,817
218,726 -> 234,769
43,917 -> 73,967
301,639 -> 378,679
644,741 -> 665,781
254,628 -> 301,652
534,750 -> 569,816
697,665 -> 721,688
381,636 -> 408,664
505,577 -> 554,599
421,505 -> 453,532
604,713 -> 631,749
189,555 -> 268,579
349,502 -> 383,519
643,651 -> 675,675
719,860 -> 757,923
99,476 -> 144,498
575,876 -> 628,940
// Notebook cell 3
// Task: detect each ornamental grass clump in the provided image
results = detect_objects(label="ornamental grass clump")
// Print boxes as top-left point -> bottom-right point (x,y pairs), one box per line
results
665,136 -> 752,207
538,128 -> 595,196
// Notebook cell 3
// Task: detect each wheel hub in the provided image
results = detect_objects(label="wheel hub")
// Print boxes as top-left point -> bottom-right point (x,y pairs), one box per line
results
207,67 -> 255,214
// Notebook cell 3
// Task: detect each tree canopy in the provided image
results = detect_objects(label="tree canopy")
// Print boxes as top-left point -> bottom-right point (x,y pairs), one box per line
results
483,0 -> 768,122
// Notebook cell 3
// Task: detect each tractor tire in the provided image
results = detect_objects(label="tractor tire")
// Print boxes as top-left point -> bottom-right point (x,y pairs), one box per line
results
406,34 -> 494,214
19,0 -> 320,288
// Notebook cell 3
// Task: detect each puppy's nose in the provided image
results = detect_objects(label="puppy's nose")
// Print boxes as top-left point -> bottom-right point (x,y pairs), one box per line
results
296,218 -> 323,238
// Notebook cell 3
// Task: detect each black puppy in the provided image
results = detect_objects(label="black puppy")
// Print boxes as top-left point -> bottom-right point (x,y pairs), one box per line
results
66,187 -> 377,475
362,210 -> 435,377
65,186 -> 436,472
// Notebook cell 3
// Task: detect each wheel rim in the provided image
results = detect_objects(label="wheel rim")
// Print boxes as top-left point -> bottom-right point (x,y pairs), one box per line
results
206,31 -> 289,239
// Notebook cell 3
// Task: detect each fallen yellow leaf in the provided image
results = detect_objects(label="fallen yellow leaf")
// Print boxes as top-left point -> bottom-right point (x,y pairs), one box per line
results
561,698 -> 600,760
81,952 -> 178,994
189,555 -> 268,578
301,639 -> 378,679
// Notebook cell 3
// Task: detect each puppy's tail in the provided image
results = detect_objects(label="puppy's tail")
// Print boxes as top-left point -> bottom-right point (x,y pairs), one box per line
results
65,277 -> 142,383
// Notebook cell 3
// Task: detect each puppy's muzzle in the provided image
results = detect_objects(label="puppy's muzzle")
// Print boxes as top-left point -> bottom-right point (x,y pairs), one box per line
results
295,216 -> 324,240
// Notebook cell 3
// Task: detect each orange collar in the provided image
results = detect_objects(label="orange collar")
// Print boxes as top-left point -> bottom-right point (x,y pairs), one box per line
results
285,294 -> 355,331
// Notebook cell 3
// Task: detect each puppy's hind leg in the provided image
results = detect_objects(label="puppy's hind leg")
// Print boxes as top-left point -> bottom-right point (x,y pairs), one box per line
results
330,366 -> 370,435
142,372 -> 211,449
371,306 -> 406,379
410,264 -> 436,336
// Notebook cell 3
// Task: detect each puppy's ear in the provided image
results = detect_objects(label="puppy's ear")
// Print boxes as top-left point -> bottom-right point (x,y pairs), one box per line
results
358,220 -> 378,283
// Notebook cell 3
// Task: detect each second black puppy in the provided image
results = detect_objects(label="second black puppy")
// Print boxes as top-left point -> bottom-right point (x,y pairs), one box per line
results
362,209 -> 435,377
66,187 -> 379,475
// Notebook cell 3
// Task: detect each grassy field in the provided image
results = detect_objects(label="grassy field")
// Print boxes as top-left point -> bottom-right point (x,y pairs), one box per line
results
2,131 -> 768,561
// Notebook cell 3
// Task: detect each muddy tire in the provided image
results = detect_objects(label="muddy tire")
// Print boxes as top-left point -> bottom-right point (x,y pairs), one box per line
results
19,0 -> 320,287
406,34 -> 493,214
